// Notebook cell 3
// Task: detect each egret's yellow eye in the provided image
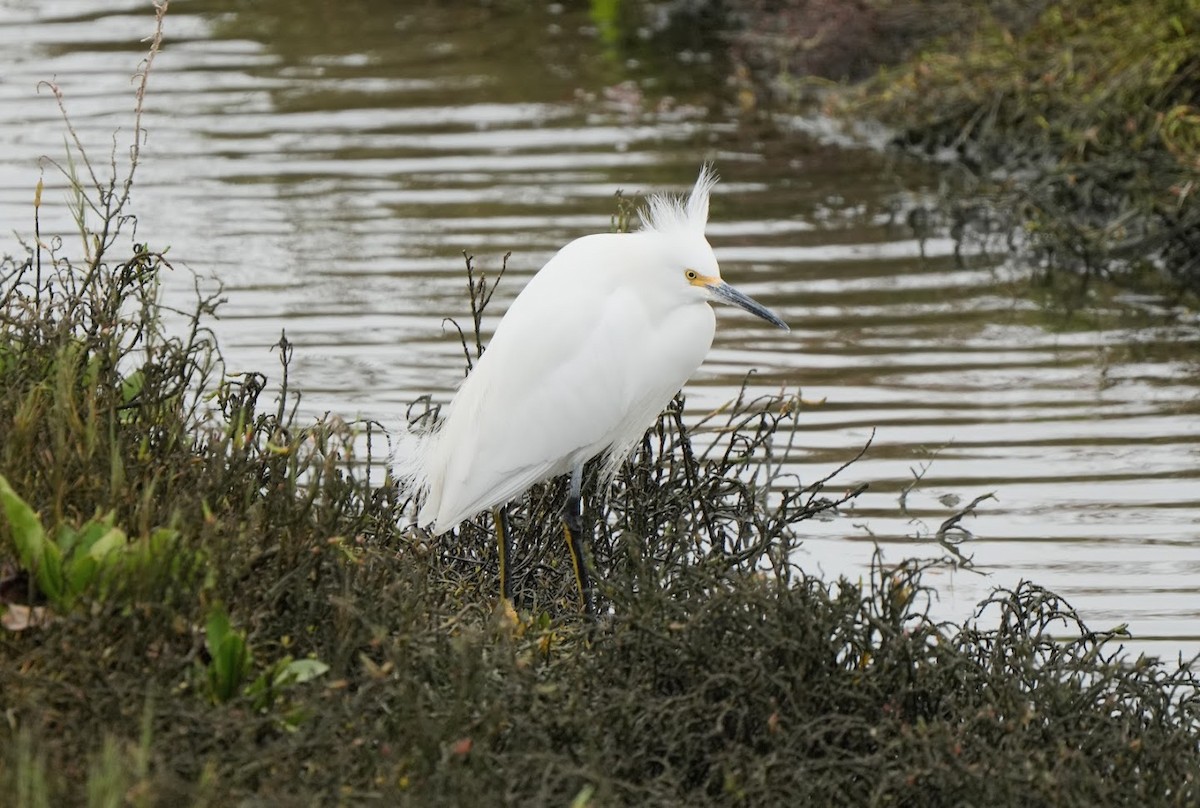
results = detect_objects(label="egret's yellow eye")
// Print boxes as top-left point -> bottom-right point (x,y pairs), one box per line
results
685,269 -> 699,281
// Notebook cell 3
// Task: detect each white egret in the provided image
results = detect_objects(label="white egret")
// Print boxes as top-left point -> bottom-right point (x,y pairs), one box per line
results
403,166 -> 787,613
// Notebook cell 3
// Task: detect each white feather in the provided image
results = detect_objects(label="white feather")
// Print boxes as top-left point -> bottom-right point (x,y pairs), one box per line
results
639,163 -> 717,235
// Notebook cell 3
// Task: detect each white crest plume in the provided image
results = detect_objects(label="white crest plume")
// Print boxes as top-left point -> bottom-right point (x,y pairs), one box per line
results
638,164 -> 718,235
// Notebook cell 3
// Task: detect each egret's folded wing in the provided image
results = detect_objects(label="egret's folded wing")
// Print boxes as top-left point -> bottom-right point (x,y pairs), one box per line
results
425,283 -> 652,531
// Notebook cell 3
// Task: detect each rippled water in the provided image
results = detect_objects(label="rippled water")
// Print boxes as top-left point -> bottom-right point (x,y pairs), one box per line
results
3,0 -> 1199,659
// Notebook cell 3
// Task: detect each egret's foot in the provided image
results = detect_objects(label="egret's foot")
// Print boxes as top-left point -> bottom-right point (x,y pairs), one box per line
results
494,595 -> 520,631
562,495 -> 594,616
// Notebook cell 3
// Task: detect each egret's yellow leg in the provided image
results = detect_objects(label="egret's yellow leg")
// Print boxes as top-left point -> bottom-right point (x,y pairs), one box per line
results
494,506 -> 513,603
562,466 -> 594,615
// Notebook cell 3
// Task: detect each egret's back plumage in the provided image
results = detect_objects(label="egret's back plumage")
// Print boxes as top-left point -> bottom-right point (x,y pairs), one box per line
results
402,167 -> 726,535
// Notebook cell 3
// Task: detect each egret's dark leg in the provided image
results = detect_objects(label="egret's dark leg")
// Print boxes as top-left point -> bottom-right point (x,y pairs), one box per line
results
493,506 -> 513,603
562,465 -> 594,615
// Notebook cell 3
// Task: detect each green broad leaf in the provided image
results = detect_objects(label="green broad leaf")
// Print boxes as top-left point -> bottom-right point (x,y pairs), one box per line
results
205,608 -> 232,658
120,369 -> 145,404
55,523 -> 82,556
0,475 -> 64,604
66,555 -> 99,597
86,527 -> 128,563
36,540 -> 66,606
125,527 -> 174,566
279,658 -> 329,686
0,474 -> 47,573
71,512 -> 116,555
147,526 -> 178,551
215,635 -> 251,684
205,606 -> 251,702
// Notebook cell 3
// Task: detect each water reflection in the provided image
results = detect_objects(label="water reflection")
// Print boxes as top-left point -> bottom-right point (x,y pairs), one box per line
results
1,0 -> 1198,659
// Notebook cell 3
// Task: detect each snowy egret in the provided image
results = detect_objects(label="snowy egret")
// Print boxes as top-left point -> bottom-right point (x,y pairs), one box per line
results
404,166 -> 787,613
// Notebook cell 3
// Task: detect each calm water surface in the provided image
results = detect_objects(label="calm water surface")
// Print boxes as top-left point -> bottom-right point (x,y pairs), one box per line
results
2,0 -> 1199,659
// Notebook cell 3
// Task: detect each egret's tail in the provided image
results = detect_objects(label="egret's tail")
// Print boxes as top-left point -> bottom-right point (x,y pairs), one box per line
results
392,421 -> 441,532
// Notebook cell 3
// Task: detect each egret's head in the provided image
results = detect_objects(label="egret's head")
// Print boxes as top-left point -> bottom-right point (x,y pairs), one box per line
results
640,165 -> 789,331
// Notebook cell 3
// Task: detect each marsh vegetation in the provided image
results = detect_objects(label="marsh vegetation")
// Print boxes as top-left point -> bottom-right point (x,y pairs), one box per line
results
2,3 -> 1199,805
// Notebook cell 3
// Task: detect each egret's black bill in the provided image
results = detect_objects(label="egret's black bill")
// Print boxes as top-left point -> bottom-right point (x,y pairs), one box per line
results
710,280 -> 789,331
